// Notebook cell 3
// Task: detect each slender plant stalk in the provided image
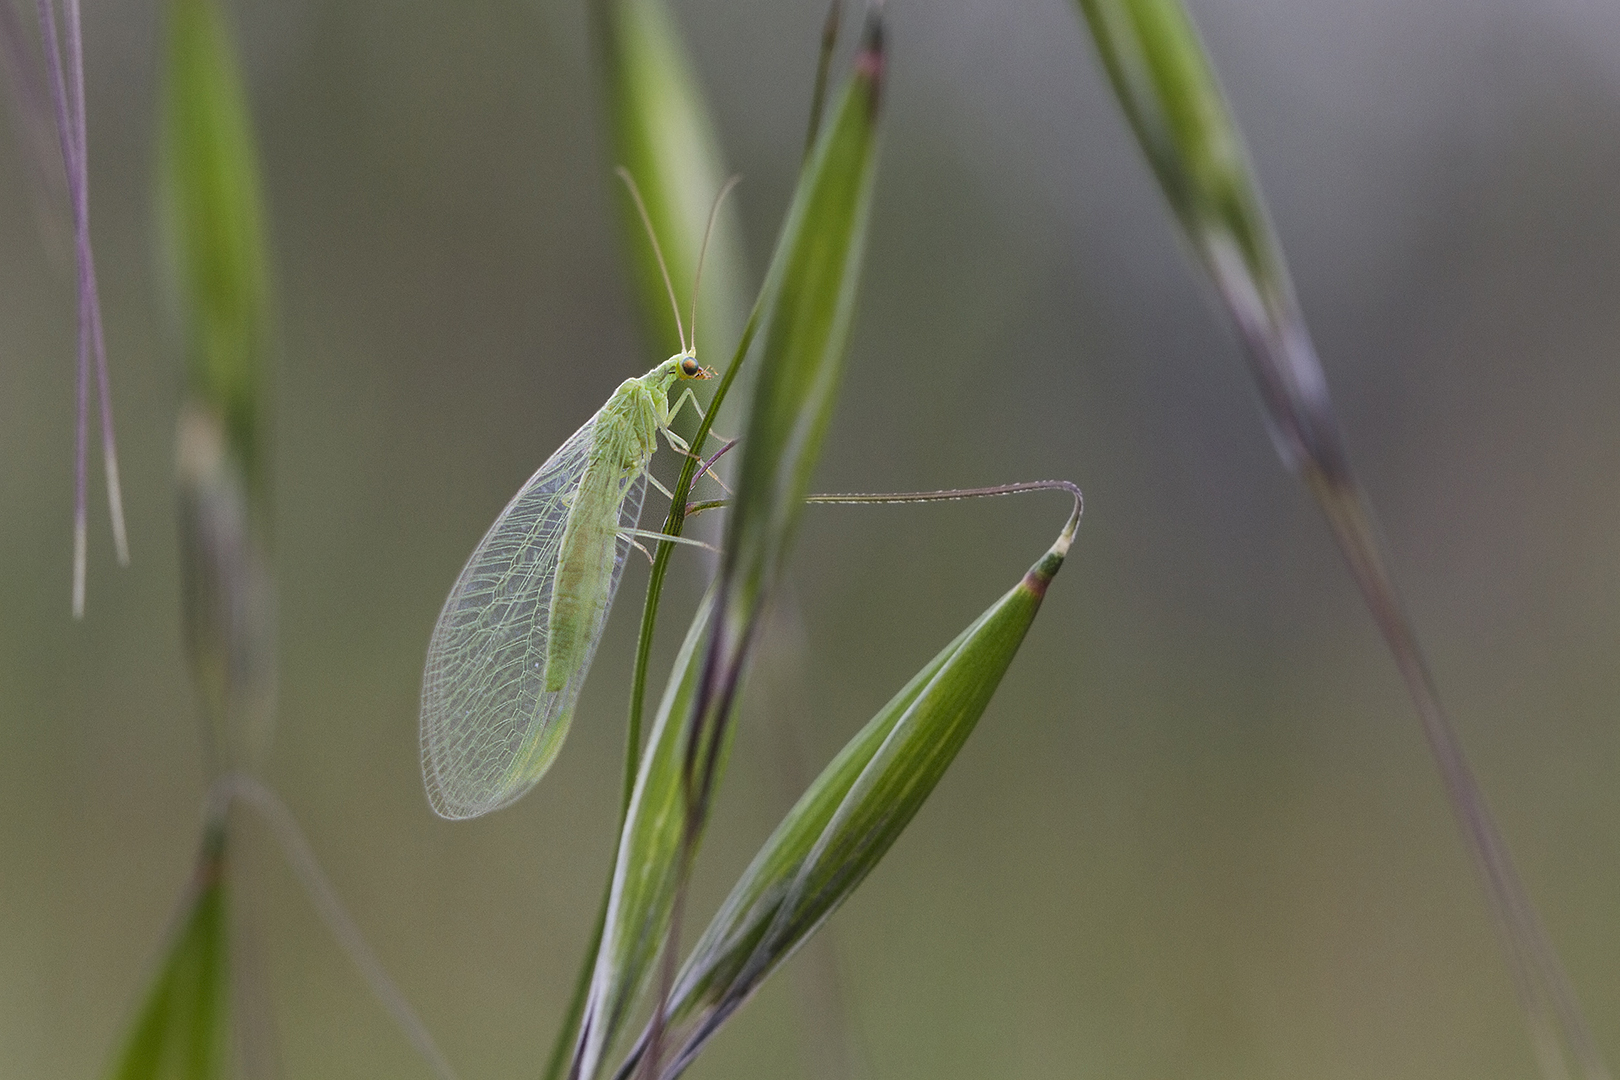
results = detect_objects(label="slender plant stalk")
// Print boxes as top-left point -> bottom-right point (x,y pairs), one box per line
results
217,774 -> 462,1080
641,29 -> 884,1078
1307,474 -> 1608,1080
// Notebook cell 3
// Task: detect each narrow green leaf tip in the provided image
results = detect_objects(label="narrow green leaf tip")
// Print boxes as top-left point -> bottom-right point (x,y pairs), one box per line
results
105,826 -> 230,1080
853,11 -> 884,112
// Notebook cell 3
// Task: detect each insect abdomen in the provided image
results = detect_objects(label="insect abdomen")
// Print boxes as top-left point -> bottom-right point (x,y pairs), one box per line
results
542,407 -> 653,694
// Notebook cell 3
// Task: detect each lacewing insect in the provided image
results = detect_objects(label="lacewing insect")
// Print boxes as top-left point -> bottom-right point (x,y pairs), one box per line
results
420,171 -> 732,820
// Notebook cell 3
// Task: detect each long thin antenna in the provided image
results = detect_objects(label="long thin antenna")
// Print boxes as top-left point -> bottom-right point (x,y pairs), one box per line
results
616,166 -> 686,355
689,175 -> 741,360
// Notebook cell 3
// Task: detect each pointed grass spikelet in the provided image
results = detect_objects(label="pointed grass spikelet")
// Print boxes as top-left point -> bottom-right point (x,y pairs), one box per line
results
617,500 -> 1080,1080
594,0 -> 747,365
1072,2 -> 1609,1076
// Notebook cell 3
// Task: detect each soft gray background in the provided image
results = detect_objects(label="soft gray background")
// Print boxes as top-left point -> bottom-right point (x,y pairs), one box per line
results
3,0 -> 1619,1077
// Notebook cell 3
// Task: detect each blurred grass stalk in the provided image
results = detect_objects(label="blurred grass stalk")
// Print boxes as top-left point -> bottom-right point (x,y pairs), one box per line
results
160,0 -> 275,775
105,0 -> 275,1074
1071,1 -> 1609,1076
591,0 -> 747,395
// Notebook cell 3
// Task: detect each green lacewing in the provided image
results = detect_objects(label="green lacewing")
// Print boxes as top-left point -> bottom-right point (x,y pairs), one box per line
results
420,171 -> 730,819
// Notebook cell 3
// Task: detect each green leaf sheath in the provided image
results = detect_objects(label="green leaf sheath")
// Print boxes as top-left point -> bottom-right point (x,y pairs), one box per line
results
159,0 -> 271,496
572,592 -> 717,1080
107,827 -> 230,1080
620,513 -> 1077,1080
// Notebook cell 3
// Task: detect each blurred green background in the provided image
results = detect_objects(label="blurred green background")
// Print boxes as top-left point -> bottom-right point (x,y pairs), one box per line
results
3,1 -> 1619,1077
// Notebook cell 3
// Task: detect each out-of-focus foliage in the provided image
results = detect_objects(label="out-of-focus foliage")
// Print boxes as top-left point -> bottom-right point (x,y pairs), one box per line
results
1071,3 -> 1610,1077
158,0 -> 270,498
594,0 -> 746,367
105,828 -> 230,1080
159,0 -> 275,770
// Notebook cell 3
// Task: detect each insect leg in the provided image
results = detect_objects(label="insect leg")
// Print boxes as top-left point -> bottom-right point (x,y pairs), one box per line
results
668,388 -> 737,446
667,386 -> 700,425
646,472 -> 675,500
627,536 -> 656,565
618,527 -> 722,554
662,427 -> 693,454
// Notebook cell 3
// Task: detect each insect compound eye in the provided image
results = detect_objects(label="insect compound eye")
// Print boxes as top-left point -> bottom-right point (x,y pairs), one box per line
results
680,356 -> 701,378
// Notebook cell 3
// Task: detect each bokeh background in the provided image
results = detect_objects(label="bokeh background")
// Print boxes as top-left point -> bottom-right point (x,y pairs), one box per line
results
4,0 -> 1619,1077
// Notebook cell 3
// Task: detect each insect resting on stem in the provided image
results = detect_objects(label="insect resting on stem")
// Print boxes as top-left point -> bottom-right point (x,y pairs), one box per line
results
419,170 -> 736,820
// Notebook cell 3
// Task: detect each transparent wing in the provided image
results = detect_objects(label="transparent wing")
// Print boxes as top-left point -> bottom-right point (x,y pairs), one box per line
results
420,415 -> 648,819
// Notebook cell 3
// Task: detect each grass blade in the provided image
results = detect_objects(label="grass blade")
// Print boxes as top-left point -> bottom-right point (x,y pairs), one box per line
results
617,501 -> 1081,1080
1071,2 -> 1609,1076
694,15 -> 884,825
106,826 -> 231,1080
802,0 -> 843,162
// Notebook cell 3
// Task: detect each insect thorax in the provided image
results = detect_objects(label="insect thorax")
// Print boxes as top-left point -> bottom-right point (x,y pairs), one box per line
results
596,379 -> 662,470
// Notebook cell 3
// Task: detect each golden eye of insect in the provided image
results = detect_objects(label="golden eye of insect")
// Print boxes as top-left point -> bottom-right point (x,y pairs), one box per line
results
680,356 -> 701,378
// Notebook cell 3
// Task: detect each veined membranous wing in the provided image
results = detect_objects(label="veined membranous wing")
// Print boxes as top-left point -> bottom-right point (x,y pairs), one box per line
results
420,414 -> 648,819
